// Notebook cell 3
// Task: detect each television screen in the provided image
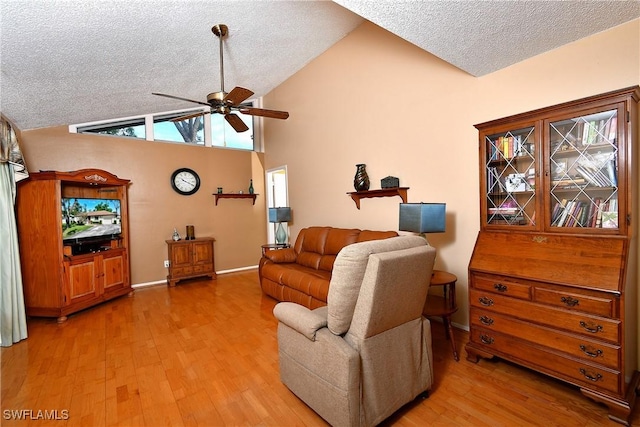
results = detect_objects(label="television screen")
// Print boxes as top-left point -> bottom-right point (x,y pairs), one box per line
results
62,197 -> 122,243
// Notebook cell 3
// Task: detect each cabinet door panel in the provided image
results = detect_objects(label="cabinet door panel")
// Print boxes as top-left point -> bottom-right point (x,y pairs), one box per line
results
67,259 -> 99,303
171,244 -> 193,266
103,253 -> 125,290
193,241 -> 213,265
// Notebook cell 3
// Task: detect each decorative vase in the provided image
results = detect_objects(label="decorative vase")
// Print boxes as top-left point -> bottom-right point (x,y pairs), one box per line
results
353,164 -> 370,192
172,228 -> 181,241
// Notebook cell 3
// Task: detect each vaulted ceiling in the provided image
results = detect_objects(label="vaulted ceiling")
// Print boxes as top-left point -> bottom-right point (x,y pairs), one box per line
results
2,1 -> 638,131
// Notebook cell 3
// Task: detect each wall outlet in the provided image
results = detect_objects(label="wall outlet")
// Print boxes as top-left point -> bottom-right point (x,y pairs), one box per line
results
164,260 -> 170,268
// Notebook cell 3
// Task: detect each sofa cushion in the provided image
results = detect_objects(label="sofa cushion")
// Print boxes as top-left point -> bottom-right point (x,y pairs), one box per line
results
327,235 -> 428,335
296,227 -> 360,271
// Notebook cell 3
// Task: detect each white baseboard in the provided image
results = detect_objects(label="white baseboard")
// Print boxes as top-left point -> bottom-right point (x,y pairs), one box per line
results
131,265 -> 259,289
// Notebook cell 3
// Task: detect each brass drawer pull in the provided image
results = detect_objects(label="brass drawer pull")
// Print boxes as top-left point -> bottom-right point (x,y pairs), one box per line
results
479,296 -> 494,307
561,296 -> 579,307
579,368 -> 603,382
480,334 -> 494,345
479,315 -> 494,326
579,345 -> 603,358
493,283 -> 507,292
579,321 -> 603,334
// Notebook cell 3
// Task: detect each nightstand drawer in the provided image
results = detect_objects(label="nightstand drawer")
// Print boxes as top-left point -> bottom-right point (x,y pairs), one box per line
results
534,287 -> 616,318
473,274 -> 531,300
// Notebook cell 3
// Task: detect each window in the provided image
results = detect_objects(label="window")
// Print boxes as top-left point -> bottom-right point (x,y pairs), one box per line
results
70,103 -> 257,151
154,112 -> 204,145
211,110 -> 253,150
77,117 -> 146,139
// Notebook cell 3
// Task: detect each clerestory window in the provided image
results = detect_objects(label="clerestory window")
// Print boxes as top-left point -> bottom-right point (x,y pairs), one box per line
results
70,104 -> 256,151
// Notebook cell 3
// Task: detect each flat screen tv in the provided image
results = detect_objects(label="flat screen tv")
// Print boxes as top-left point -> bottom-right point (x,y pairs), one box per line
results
61,197 -> 122,245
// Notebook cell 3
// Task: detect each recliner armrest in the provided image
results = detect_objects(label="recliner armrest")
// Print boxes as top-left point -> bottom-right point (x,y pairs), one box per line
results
264,248 -> 297,263
273,303 -> 328,341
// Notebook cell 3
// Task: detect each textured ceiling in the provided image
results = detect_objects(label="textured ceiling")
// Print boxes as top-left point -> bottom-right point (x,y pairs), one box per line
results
1,0 -> 639,131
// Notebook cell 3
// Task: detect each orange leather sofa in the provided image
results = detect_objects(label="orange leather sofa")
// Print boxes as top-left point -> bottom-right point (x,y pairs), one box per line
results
258,226 -> 398,309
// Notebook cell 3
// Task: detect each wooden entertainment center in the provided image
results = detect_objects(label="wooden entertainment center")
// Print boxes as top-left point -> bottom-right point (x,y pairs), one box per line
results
16,169 -> 132,322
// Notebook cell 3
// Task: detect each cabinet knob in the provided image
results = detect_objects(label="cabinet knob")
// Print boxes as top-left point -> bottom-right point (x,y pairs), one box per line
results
579,321 -> 603,334
493,283 -> 507,292
579,368 -> 603,382
579,345 -> 603,358
561,296 -> 579,307
479,315 -> 494,326
479,296 -> 494,307
480,334 -> 494,345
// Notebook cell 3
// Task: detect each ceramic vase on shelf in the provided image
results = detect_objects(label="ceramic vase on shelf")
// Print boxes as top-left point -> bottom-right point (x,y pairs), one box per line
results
353,164 -> 370,192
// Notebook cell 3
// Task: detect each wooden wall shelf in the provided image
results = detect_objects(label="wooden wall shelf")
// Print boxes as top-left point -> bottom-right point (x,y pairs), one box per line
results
347,187 -> 409,209
214,193 -> 258,205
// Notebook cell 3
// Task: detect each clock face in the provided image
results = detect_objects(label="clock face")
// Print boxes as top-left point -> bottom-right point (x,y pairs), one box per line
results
171,168 -> 201,195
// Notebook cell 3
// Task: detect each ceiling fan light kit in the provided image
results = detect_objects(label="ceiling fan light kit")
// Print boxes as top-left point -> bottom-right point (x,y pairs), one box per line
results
152,24 -> 289,133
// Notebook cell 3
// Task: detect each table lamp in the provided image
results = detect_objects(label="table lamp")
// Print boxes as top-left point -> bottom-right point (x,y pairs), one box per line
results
268,207 -> 292,244
399,203 -> 446,243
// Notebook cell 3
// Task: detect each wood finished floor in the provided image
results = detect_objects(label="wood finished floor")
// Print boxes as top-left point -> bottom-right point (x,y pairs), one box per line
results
2,270 -> 639,427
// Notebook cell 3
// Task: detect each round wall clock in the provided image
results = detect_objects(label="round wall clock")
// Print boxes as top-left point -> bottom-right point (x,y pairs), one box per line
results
171,168 -> 201,195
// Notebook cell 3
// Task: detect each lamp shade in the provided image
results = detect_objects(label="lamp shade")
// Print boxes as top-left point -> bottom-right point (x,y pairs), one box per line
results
268,207 -> 291,223
399,203 -> 446,233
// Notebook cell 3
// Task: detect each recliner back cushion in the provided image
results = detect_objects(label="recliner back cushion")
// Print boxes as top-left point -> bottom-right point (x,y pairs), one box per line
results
327,235 -> 428,335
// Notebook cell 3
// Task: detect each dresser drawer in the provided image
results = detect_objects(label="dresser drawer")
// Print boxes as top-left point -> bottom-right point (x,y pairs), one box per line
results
533,287 -> 616,318
171,266 -> 193,277
470,328 -> 622,395
470,308 -> 621,369
193,263 -> 213,274
473,274 -> 531,300
469,289 -> 620,343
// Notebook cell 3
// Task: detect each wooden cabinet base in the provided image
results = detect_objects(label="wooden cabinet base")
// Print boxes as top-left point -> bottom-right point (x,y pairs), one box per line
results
580,371 -> 640,426
167,273 -> 216,287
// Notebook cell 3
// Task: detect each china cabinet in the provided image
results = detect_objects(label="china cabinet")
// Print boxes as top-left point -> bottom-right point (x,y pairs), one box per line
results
467,87 -> 639,425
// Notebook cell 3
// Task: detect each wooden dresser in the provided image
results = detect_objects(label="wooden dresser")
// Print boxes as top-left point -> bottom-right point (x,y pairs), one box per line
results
467,87 -> 639,425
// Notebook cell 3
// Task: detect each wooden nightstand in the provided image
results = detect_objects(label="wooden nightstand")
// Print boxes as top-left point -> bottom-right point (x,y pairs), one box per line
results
424,270 -> 459,361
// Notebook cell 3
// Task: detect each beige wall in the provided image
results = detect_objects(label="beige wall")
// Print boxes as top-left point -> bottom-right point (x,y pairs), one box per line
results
263,19 -> 640,329
18,126 -> 267,285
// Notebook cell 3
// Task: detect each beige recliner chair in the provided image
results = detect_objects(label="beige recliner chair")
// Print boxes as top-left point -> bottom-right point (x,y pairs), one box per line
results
273,235 -> 436,426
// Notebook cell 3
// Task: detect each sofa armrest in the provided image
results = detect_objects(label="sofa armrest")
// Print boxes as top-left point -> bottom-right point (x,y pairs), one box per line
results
264,247 -> 297,263
273,303 -> 328,341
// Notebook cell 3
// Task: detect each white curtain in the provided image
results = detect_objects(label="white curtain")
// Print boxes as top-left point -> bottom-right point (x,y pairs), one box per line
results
1,117 -> 28,346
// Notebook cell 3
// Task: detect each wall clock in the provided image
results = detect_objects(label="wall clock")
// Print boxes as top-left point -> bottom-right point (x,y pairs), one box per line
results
171,168 -> 201,195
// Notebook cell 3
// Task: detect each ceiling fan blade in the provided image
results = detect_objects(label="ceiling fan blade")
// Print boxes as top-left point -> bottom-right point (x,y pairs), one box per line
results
170,111 -> 206,122
225,113 -> 249,133
224,87 -> 254,106
152,92 -> 211,107
239,107 -> 289,120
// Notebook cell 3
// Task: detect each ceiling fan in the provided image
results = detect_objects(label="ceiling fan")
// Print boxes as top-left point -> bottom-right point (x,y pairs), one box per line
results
152,24 -> 289,133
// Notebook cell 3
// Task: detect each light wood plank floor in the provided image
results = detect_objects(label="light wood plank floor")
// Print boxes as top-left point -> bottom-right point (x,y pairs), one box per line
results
2,270 -> 639,426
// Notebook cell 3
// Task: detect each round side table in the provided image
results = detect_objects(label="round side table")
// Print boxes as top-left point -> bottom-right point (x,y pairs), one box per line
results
423,270 -> 459,361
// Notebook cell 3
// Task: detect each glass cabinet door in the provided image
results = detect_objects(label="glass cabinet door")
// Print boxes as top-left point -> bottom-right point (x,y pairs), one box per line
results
483,126 -> 537,227
547,108 -> 619,230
